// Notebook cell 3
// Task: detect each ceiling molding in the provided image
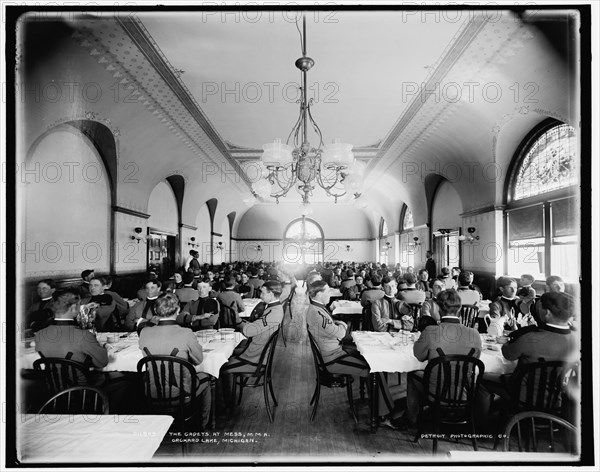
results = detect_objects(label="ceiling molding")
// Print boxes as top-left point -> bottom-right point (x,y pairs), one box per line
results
113,205 -> 150,219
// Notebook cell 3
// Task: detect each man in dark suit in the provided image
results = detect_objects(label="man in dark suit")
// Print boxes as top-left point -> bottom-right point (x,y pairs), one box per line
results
25,279 -> 56,337
35,289 -> 108,370
138,293 -> 211,429
79,269 -> 95,297
425,251 -> 436,281
396,289 -> 482,428
124,279 -> 163,331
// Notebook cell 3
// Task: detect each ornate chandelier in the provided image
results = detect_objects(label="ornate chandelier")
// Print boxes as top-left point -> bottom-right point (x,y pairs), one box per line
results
251,14 -> 364,205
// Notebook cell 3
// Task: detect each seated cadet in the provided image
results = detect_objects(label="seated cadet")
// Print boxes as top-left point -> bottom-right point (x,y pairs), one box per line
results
164,272 -> 185,293
103,275 -> 129,319
138,293 -> 211,429
217,276 -> 246,325
79,269 -> 95,298
397,273 -> 426,305
421,278 -> 445,322
82,276 -> 120,332
25,279 -> 56,337
456,271 -> 482,306
35,289 -> 108,373
236,273 -> 254,299
394,289 -> 482,429
415,270 -> 430,297
439,267 -> 457,290
306,280 -> 400,428
360,274 -> 385,307
124,279 -> 163,332
178,282 -> 220,331
476,291 -> 579,421
371,277 -> 414,332
174,273 -> 200,306
489,276 -> 533,332
220,281 -> 284,402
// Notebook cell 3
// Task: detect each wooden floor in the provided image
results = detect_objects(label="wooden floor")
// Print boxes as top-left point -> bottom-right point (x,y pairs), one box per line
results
153,285 -> 499,463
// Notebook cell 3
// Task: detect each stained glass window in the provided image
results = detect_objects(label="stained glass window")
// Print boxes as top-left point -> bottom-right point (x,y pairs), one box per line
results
513,124 -> 577,201
403,206 -> 414,230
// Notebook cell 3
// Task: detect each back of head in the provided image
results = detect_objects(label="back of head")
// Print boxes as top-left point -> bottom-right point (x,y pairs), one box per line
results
308,280 -> 328,299
225,276 -> 236,288
155,293 -> 180,318
51,289 -> 81,317
540,292 -> 573,323
183,272 -> 195,285
371,274 -> 383,286
437,289 -> 462,316
404,272 -> 417,285
81,269 -> 94,280
381,276 -> 394,286
458,271 -> 472,287
441,267 -> 450,276
263,280 -> 283,297
346,269 -> 354,279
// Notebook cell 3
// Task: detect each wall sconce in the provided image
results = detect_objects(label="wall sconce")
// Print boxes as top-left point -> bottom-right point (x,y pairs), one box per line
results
214,241 -> 224,252
408,236 -> 421,247
188,237 -> 199,248
438,228 -> 452,235
459,227 -> 480,243
345,245 -> 352,252
130,227 -> 146,244
382,241 -> 392,252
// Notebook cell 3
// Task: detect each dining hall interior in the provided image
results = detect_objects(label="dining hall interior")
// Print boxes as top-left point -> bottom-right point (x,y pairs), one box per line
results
5,4 -> 596,468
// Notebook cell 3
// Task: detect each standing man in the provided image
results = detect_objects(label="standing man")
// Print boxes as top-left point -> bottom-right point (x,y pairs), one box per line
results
425,251 -> 436,281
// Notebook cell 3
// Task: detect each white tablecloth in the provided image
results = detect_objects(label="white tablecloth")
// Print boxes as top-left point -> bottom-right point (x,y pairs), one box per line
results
21,331 -> 246,379
352,331 -> 516,375
241,298 -> 262,318
331,300 -> 363,316
17,414 -> 173,462
329,289 -> 343,298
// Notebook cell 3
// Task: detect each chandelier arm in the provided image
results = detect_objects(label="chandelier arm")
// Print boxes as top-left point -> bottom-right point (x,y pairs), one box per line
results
306,103 -> 324,149
315,168 -> 347,198
270,166 -> 297,197
286,104 -> 304,147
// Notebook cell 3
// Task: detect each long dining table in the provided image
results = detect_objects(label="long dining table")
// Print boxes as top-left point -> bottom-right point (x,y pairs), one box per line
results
351,330 -> 517,432
20,330 -> 246,428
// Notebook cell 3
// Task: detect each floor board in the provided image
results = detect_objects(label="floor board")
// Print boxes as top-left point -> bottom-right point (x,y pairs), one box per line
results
153,285 -> 499,463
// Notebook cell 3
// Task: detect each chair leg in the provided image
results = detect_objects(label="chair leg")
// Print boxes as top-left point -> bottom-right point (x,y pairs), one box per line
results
470,414 -> 478,451
359,377 -> 366,400
346,376 -> 358,424
268,376 -> 278,406
310,382 -> 321,422
237,377 -> 247,405
309,381 -> 319,406
264,375 -> 274,423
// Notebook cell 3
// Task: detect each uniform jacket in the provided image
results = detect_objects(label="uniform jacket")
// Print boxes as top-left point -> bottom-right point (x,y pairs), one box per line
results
371,295 -> 414,332
306,300 -> 348,364
235,301 -> 283,364
413,317 -> 482,362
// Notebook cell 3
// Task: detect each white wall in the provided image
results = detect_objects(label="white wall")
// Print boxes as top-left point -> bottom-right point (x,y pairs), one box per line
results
147,181 -> 178,234
22,128 -> 110,278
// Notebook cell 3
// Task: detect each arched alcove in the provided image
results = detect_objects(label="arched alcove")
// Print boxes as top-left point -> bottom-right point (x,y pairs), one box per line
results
23,126 -> 111,277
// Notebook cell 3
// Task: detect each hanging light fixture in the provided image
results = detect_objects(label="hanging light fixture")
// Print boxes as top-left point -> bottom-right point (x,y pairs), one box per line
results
252,13 -> 363,204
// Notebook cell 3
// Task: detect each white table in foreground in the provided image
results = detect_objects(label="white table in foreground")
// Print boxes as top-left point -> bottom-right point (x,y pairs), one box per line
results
17,414 -> 173,463
21,331 -> 246,379
241,298 -> 262,318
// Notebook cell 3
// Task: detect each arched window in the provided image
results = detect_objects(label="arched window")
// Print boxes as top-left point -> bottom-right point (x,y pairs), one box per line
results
402,206 -> 414,231
505,121 -> 579,282
379,218 -> 388,238
512,123 -> 577,201
283,217 -> 324,265
400,205 -> 415,267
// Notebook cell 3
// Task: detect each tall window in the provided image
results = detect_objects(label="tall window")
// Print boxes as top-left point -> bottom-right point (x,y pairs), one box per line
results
400,205 -> 415,267
506,122 -> 579,282
379,218 -> 389,264
284,217 -> 324,265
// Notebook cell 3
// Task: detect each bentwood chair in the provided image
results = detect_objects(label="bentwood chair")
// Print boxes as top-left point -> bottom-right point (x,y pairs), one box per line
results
37,386 -> 109,415
33,356 -> 92,397
137,353 -> 210,433
413,349 -> 485,454
231,329 -> 280,423
219,302 -> 239,329
408,303 -> 423,332
502,411 -> 578,454
492,358 -> 577,449
459,304 -> 480,328
307,326 -> 359,424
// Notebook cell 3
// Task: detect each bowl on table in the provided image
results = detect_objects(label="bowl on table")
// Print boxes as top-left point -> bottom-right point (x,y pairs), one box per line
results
200,329 -> 218,336
218,328 -> 235,334
105,334 -> 120,344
